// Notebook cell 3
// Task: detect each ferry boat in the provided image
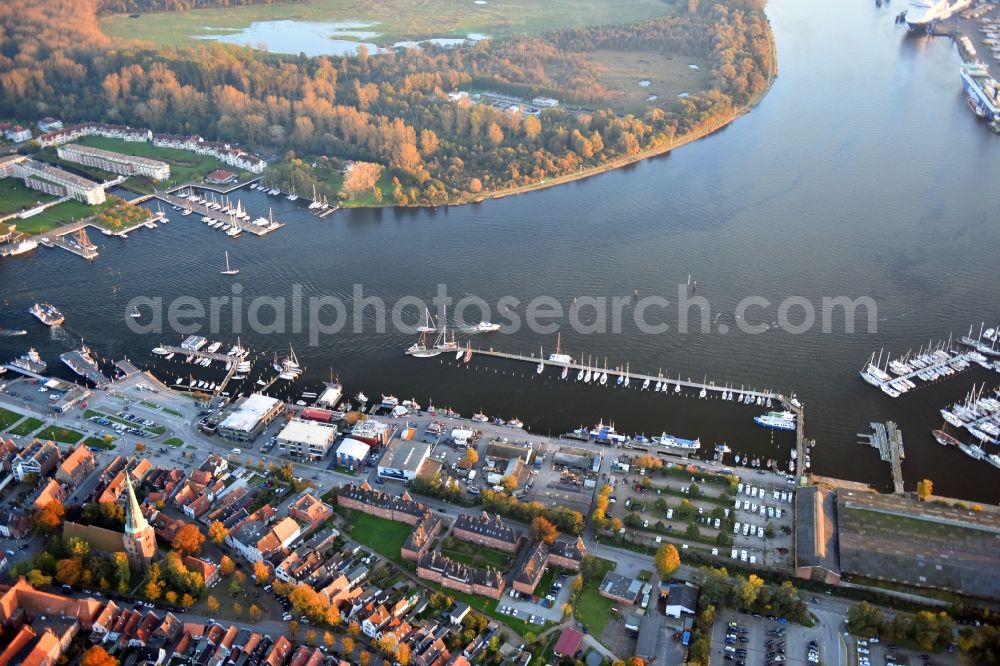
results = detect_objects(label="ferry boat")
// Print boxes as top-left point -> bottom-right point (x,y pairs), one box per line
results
61,345 -> 100,378
29,302 -> 64,327
961,63 -> 1000,121
753,411 -> 797,431
590,419 -> 626,444
652,432 -> 701,452
11,348 -> 46,373
905,0 -> 973,31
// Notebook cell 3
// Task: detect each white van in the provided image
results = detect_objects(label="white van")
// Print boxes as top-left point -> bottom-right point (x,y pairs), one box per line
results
749,555 -> 757,565
738,483 -> 744,494
751,487 -> 759,498
740,550 -> 748,561
759,506 -> 766,517
714,518 -> 721,529
734,522 -> 741,534
666,508 -> 674,520
731,548 -> 738,559
767,506 -> 775,519
743,500 -> 750,511
743,523 -> 750,536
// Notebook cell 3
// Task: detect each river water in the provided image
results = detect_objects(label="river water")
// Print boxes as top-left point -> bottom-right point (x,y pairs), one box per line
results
3,0 -> 999,502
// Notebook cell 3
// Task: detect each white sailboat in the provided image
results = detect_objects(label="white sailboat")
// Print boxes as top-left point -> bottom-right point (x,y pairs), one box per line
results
417,309 -> 436,333
221,251 -> 239,275
536,346 -> 545,374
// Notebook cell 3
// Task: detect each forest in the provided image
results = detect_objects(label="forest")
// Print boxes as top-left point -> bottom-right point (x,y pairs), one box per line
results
0,0 -> 774,206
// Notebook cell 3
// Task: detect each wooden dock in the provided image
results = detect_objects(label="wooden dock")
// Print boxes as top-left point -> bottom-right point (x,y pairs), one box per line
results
858,421 -> 905,494
161,345 -> 237,364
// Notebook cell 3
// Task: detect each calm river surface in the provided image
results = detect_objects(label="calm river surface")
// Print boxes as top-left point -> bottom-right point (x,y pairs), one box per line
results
3,0 -> 999,502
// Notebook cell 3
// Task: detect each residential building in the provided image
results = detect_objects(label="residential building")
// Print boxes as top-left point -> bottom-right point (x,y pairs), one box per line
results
3,125 -> 31,142
336,482 -> 427,524
452,512 -> 521,553
55,444 -> 96,486
37,117 -> 63,132
287,493 -> 334,530
12,439 -> 60,481
416,551 -> 505,600
401,513 -> 443,561
599,572 -> 643,606
57,143 -> 170,180
0,155 -> 105,204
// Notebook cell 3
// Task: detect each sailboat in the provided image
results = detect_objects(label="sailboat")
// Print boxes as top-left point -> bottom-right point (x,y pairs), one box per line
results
433,307 -> 458,351
417,309 -> 436,333
130,305 -> 141,319
548,333 -> 573,365
536,346 -> 545,374
406,329 -> 441,357
221,251 -> 239,275
463,341 -> 473,363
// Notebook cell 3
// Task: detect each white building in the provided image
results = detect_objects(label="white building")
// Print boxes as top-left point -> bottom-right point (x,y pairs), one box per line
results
335,438 -> 371,468
276,418 -> 337,460
218,393 -> 284,443
57,143 -> 170,181
0,155 -> 105,205
531,96 -> 559,108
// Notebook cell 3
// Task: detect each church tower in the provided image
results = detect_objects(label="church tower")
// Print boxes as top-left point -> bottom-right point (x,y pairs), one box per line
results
122,474 -> 156,572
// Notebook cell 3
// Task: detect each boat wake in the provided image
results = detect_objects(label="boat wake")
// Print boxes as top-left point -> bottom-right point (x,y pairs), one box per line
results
0,328 -> 27,336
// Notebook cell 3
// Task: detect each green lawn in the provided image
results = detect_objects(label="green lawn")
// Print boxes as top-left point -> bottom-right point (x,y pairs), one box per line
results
0,407 -> 24,431
342,509 -> 414,564
101,0 -> 678,47
575,557 -> 616,636
84,436 -> 116,450
141,400 -> 183,418
0,178 -> 57,216
8,417 -> 45,437
71,135 -> 250,189
12,199 -> 108,236
441,541 -> 511,571
35,425 -> 84,444
164,437 -> 184,447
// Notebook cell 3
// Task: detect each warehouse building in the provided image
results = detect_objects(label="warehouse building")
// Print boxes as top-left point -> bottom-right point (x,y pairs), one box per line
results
377,439 -> 431,481
335,438 -> 371,469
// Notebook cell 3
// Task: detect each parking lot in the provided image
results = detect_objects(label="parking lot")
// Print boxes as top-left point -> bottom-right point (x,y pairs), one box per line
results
496,572 -> 574,623
603,460 -> 795,568
711,610 -> 827,666
852,635 -> 961,666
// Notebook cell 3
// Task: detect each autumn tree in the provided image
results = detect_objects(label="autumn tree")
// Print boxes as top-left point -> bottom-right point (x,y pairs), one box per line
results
82,645 -> 117,666
359,650 -> 371,666
397,643 -> 411,666
306,629 -> 317,644
531,516 -> 559,544
220,555 -> 235,576
208,520 -> 228,545
249,604 -> 264,622
348,622 -> 361,636
464,448 -> 479,465
501,475 -> 517,492
342,636 -> 355,655
324,631 -> 335,649
172,523 -> 205,556
654,543 -> 681,578
917,478 -> 933,501
253,560 -> 271,584
232,601 -> 243,617
206,595 -> 220,612
342,162 -> 383,199
34,499 -> 65,533
56,558 -> 84,586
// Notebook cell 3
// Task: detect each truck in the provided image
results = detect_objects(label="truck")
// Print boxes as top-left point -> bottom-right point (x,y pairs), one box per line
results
468,470 -> 477,481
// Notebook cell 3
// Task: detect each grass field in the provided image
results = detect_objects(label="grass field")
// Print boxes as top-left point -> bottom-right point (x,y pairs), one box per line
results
0,407 -> 24,431
8,417 -> 45,437
440,540 -> 511,571
35,425 -> 85,444
84,436 -> 116,450
101,0 -> 679,48
164,437 -> 184,447
12,199 -> 109,235
588,49 -> 711,114
574,557 -> 616,635
342,509 -> 413,564
0,178 -> 58,217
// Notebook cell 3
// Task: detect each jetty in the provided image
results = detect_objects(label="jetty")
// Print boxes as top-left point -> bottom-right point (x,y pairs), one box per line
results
160,345 -> 237,364
858,421 -> 905,494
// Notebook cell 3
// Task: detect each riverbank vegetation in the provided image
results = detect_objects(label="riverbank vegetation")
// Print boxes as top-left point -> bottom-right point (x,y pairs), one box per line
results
0,0 -> 773,207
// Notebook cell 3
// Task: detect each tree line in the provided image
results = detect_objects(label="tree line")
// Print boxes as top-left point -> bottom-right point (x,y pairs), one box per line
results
0,0 -> 774,206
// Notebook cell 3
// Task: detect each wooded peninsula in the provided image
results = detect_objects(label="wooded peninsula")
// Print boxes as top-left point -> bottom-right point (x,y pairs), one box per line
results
0,0 -> 775,207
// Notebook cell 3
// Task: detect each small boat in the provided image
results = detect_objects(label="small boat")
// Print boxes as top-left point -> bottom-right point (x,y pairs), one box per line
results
130,305 -> 141,319
561,366 -> 569,380
507,418 -> 524,428
455,347 -> 464,361
221,251 -> 239,275
476,321 -> 501,333
356,392 -> 368,403
472,412 -> 489,423
642,378 -> 650,390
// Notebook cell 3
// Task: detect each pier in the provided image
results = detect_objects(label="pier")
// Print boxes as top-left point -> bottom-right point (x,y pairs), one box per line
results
153,191 -> 283,237
160,345 -> 238,364
60,350 -> 110,387
858,421 -> 905,494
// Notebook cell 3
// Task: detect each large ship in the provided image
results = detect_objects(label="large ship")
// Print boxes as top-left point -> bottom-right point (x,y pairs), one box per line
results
29,302 -> 64,327
904,0 -> 973,30
960,63 -> 1000,121
11,348 -> 47,374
